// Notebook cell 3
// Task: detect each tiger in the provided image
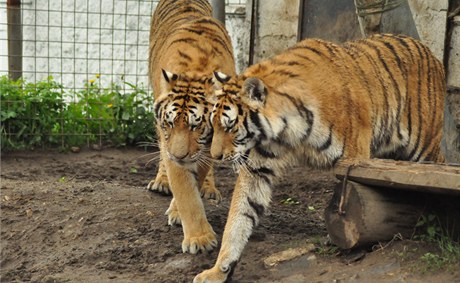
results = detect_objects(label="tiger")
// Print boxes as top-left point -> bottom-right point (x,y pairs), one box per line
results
193,34 -> 445,282
148,0 -> 235,254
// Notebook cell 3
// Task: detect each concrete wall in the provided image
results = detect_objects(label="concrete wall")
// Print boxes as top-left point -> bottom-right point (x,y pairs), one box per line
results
252,0 -> 300,64
407,0 -> 448,62
0,2 -> 7,73
226,4 -> 248,73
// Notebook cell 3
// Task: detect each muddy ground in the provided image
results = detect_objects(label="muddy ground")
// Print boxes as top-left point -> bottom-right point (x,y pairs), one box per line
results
1,148 -> 459,283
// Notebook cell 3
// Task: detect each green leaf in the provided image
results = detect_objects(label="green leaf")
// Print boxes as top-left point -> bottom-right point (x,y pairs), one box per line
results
122,112 -> 130,121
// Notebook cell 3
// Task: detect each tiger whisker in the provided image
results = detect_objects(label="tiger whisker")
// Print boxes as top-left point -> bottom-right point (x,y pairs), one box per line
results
197,156 -> 212,168
145,155 -> 162,166
136,141 -> 161,147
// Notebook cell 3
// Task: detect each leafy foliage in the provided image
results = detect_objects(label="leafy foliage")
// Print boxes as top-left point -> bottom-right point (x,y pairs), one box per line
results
1,75 -> 155,150
414,214 -> 460,271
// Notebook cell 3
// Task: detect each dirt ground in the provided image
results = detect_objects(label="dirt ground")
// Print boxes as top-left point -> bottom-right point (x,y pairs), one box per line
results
1,148 -> 459,283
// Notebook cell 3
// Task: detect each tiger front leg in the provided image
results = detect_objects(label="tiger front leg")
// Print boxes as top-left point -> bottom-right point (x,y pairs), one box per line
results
194,169 -> 272,283
147,159 -> 171,195
164,158 -> 218,254
147,160 -> 221,203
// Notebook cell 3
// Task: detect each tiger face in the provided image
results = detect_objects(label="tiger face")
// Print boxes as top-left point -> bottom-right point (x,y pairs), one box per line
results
154,70 -> 214,166
210,72 -> 269,163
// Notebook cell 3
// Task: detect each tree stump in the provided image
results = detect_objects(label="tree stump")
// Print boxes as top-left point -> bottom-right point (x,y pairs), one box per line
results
325,181 -> 425,249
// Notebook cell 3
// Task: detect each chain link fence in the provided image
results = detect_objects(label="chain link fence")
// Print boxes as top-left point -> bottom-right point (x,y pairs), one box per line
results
0,0 -> 247,150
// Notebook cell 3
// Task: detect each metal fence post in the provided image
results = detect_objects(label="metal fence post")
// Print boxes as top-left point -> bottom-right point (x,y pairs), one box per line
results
211,0 -> 225,26
7,0 -> 22,80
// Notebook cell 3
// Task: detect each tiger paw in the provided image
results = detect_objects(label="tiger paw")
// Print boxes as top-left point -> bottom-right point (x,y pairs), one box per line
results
193,266 -> 228,283
146,173 -> 171,195
165,199 -> 181,225
200,185 -> 222,204
182,230 -> 218,254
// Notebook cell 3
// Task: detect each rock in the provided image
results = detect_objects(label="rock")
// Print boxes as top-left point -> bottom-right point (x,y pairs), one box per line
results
263,244 -> 315,268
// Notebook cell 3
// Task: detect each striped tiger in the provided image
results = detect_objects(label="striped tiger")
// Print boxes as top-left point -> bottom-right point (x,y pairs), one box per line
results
148,0 -> 235,254
194,34 -> 445,282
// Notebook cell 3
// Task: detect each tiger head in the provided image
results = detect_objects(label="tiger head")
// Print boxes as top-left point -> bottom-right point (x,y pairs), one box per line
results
210,72 -> 269,163
154,69 -> 215,166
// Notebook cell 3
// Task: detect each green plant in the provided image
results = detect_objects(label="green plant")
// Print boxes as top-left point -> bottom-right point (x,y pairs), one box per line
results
311,236 -> 339,255
0,75 -> 155,151
1,76 -> 66,149
280,197 -> 300,205
414,214 -> 460,271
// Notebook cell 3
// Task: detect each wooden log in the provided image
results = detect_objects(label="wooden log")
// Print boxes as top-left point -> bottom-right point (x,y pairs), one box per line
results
334,159 -> 460,196
325,181 -> 425,249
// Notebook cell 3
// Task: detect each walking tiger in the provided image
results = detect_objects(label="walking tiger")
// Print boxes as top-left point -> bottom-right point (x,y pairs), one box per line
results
148,0 -> 235,254
194,34 -> 445,282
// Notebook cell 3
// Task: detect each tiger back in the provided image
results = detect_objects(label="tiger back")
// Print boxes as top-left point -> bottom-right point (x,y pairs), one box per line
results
148,0 -> 236,255
194,34 -> 445,282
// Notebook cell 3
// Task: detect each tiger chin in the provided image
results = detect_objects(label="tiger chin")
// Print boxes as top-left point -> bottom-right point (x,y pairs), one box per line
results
148,0 -> 235,255
194,34 -> 445,282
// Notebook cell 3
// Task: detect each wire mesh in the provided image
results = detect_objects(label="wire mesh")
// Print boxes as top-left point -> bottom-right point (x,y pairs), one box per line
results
0,0 -> 247,150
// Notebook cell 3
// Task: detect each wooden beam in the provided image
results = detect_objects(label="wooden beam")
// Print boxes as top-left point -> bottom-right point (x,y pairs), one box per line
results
334,159 -> 460,196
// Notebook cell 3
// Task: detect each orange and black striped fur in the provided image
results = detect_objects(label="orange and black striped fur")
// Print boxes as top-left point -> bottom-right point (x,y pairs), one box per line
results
148,0 -> 235,254
194,34 -> 445,282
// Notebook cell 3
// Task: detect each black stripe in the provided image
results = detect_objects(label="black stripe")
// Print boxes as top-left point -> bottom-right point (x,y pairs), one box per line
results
407,43 -> 424,161
381,39 -> 408,140
248,198 -> 265,217
255,145 -> 277,158
194,0 -> 212,11
344,44 -> 377,151
352,44 -> 390,149
168,37 -> 198,48
276,91 -> 314,139
416,45 -> 434,161
190,170 -> 199,182
364,41 -> 403,143
154,99 -> 166,118
182,26 -> 232,56
318,126 -> 333,151
224,260 -> 239,283
234,105 -> 242,118
178,50 -> 191,61
271,69 -> 299,78
249,166 -> 275,185
291,51 -> 316,65
243,213 -> 256,227
249,110 -> 267,140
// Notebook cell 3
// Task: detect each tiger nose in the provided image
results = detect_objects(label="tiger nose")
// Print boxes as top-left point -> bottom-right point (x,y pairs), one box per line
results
172,152 -> 188,160
213,153 -> 223,160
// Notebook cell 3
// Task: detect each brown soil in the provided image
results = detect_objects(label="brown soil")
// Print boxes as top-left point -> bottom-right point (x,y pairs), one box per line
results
1,148 -> 459,283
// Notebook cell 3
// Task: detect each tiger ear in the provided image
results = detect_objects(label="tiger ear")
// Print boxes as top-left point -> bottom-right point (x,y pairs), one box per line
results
162,69 -> 178,83
243,77 -> 267,103
213,71 -> 231,84
210,71 -> 231,103
160,69 -> 178,95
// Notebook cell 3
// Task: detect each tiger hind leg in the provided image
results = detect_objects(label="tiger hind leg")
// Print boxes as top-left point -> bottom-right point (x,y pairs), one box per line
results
199,166 -> 222,204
